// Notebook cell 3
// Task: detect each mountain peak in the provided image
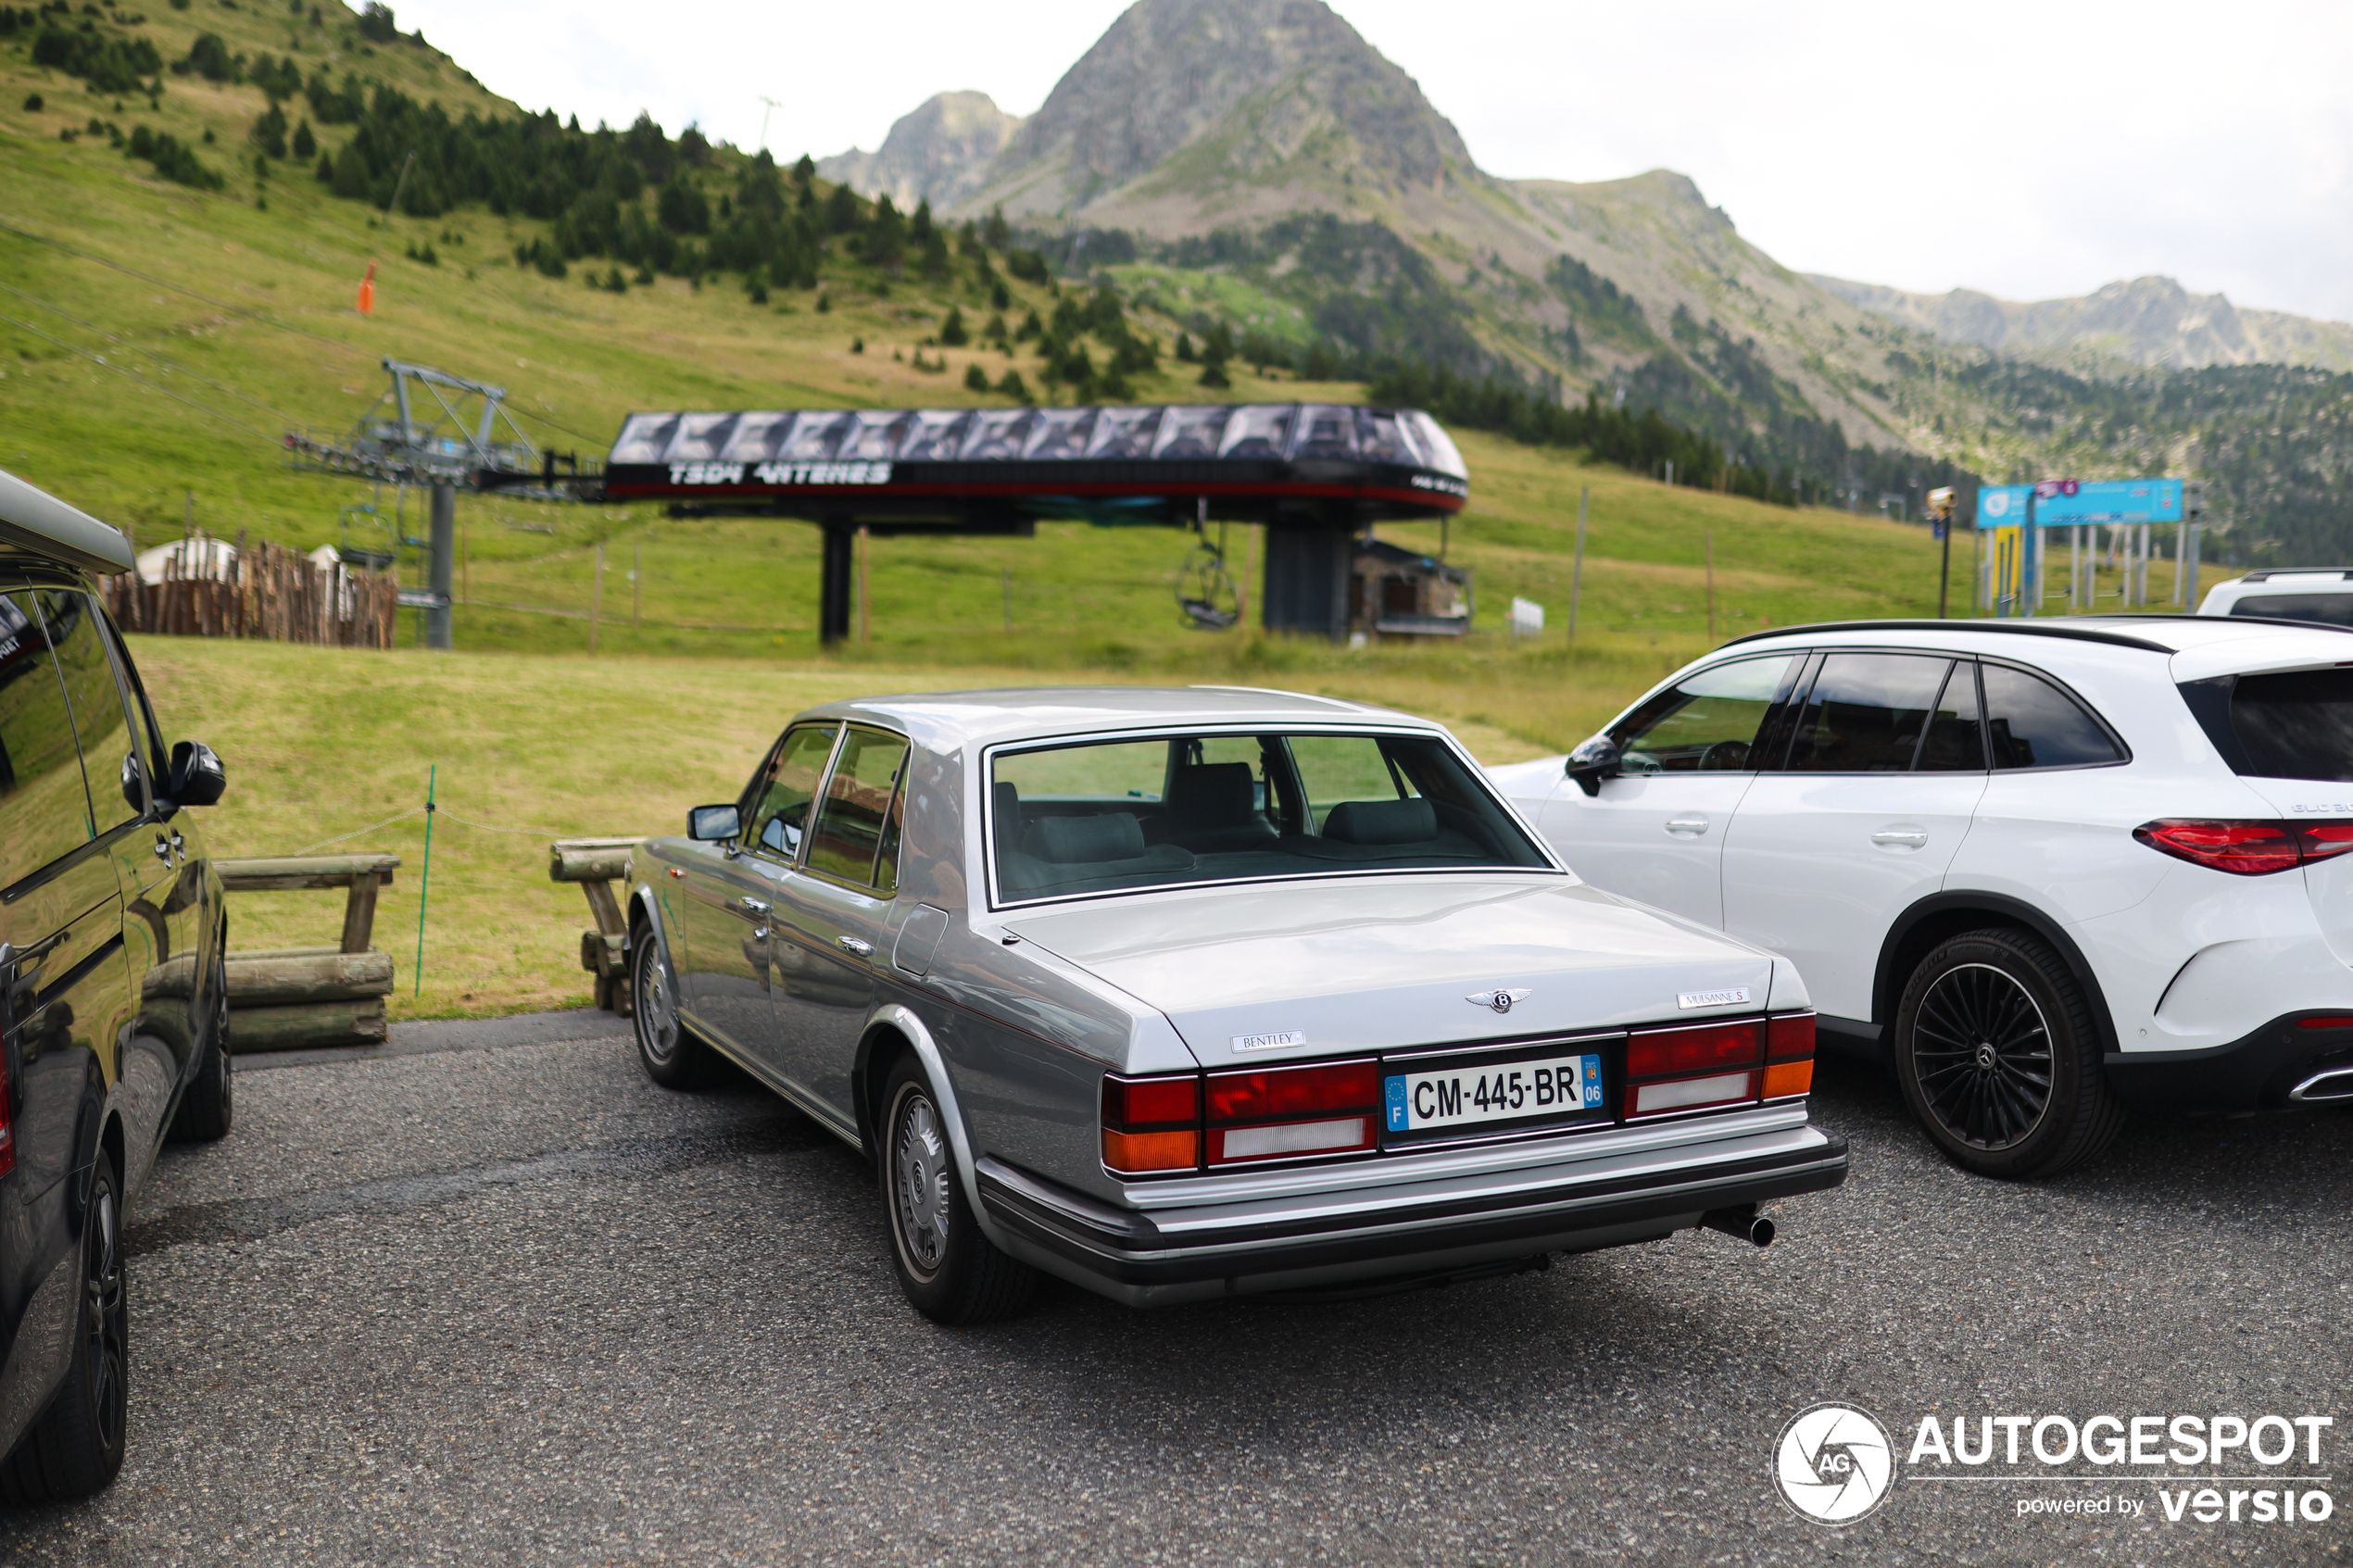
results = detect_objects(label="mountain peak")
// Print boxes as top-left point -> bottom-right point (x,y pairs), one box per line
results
817,91 -> 1025,211
958,0 -> 1475,228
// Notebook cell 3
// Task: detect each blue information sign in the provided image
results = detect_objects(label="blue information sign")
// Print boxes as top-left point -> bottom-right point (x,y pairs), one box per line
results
1975,479 -> 2183,528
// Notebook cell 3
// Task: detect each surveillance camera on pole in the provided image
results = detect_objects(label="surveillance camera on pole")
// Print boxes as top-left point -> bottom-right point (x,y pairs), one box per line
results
1926,487 -> 1957,618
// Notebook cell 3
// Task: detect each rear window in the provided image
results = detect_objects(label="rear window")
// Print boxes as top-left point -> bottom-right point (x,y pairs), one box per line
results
2227,594 -> 2353,628
2203,669 -> 2353,780
988,730 -> 1548,904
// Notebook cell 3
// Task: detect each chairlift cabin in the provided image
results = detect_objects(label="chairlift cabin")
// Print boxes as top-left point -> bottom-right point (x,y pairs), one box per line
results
600,402 -> 1471,642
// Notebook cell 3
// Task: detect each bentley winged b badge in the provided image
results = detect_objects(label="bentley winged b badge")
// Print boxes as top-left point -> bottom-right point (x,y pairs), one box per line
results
1467,988 -> 1533,1015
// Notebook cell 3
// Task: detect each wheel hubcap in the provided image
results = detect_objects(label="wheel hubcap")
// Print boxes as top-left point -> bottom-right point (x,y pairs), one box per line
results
636,946 -> 679,1062
893,1091 -> 950,1276
1912,962 -> 2055,1150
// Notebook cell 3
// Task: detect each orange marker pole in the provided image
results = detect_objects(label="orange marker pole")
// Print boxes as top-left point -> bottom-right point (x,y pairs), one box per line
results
357,259 -> 377,317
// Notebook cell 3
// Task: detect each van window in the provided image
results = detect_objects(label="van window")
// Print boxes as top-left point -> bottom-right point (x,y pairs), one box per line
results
1982,665 -> 2124,770
38,592 -> 144,831
0,592 -> 99,888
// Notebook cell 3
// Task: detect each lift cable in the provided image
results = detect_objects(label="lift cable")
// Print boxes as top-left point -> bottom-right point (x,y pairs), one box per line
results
0,279 -> 305,426
0,308 -> 276,444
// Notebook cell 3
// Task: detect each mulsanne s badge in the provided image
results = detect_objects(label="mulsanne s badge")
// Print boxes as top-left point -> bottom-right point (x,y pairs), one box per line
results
1466,988 -> 1532,1014
1773,1403 -> 1895,1524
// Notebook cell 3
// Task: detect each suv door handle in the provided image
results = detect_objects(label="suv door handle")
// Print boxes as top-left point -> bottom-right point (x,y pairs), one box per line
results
738,897 -> 771,914
1665,815 -> 1709,836
837,935 -> 874,958
1871,827 -> 1930,848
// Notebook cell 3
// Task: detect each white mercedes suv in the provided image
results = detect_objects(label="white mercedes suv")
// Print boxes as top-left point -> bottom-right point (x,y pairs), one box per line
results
1490,615 -> 2353,1178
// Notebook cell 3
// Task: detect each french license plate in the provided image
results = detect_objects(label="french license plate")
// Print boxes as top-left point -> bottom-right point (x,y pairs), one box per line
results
1383,1052 -> 1605,1136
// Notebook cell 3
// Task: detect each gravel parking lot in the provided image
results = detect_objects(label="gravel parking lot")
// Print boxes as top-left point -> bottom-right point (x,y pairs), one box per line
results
0,1011 -> 2343,1566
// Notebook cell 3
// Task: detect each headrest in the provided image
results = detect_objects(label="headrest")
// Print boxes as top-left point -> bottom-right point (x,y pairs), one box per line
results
1167,762 -> 1256,825
992,779 -> 1020,825
1322,797 -> 1437,845
1032,812 -> 1146,863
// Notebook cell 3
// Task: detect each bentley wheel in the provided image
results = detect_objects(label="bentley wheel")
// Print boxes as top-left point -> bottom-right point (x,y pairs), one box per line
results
631,930 -> 721,1089
0,1156 -> 128,1502
170,945 -> 233,1142
880,1055 -> 1037,1325
1894,928 -> 2121,1179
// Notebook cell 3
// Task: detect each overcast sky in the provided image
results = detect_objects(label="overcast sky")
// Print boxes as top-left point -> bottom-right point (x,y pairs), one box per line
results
390,0 -> 2353,324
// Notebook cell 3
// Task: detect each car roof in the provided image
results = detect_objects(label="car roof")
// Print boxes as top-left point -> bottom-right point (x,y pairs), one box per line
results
798,685 -> 1445,749
1716,615 -> 2353,658
0,469 -> 136,577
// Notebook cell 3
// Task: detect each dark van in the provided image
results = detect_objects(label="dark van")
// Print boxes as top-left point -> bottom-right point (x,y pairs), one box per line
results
0,470 -> 229,1502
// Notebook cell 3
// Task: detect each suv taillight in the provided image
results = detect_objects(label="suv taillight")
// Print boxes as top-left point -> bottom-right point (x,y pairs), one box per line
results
2133,819 -> 2353,875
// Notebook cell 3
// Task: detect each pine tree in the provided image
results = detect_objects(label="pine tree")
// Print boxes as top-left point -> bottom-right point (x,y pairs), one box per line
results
938,306 -> 968,346
963,363 -> 989,393
982,206 -> 1010,250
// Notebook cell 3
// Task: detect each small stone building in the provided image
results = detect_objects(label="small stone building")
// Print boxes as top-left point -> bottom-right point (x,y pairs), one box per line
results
1348,536 -> 1473,638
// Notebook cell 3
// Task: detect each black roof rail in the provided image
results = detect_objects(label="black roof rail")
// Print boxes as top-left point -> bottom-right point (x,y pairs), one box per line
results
1716,619 -> 2176,653
2238,569 -> 2353,583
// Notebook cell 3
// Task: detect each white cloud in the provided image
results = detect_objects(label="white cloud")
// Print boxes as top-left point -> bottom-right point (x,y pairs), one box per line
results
387,0 -> 2353,323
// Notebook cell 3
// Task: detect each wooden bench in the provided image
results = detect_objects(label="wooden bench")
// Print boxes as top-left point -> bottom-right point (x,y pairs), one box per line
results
216,853 -> 399,1051
550,837 -> 639,1014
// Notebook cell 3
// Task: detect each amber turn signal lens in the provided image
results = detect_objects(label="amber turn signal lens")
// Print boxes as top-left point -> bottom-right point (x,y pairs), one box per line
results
1102,1127 -> 1200,1173
1762,1060 -> 1814,1099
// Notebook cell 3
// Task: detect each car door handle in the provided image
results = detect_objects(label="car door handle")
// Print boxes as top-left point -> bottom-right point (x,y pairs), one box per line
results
1665,815 -> 1709,837
152,836 -> 172,862
1871,827 -> 1930,848
837,935 -> 874,958
738,897 -> 771,914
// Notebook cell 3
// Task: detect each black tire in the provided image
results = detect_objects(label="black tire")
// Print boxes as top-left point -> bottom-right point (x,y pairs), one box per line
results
879,1055 -> 1036,1325
630,928 -> 723,1089
0,1156 -> 128,1503
1894,927 -> 2123,1178
169,947 -> 233,1143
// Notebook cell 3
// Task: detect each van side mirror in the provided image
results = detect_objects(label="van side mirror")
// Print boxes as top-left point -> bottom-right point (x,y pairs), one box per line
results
688,803 -> 740,842
169,741 -> 227,808
1564,734 -> 1621,798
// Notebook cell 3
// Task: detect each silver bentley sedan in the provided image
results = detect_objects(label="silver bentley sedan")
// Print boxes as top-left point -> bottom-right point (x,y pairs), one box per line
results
623,687 -> 1848,1321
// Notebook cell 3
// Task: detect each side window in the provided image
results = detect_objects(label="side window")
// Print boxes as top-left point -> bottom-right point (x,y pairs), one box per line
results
0,591 -> 99,887
806,728 -> 912,888
37,591 -> 142,833
746,723 -> 838,862
1982,665 -> 2124,770
1612,656 -> 1797,774
1916,661 -> 1987,771
1783,654 -> 1955,772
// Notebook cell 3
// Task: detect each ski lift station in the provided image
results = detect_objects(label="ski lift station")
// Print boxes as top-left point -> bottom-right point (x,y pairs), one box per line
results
601,402 -> 1474,642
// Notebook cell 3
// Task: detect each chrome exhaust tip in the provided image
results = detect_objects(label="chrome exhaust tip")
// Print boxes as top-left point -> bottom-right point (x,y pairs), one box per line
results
2288,1066 -> 2353,1103
1701,1205 -> 1776,1247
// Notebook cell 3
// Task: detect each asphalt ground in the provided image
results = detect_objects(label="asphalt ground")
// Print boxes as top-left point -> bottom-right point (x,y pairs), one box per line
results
0,1011 -> 2344,1567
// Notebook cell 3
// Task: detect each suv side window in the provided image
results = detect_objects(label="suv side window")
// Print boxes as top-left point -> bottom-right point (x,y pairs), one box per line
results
0,592 -> 100,888
1982,665 -> 2124,769
745,723 -> 840,863
1611,655 -> 1798,774
1916,660 -> 1987,771
1783,653 -> 1957,772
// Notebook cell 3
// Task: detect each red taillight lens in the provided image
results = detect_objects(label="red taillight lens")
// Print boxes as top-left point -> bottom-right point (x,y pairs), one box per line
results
1101,1073 -> 1201,1174
1626,1021 -> 1764,1080
1204,1060 -> 1379,1165
1762,1011 -> 1817,1099
2296,1015 -> 2353,1030
2131,819 -> 2340,875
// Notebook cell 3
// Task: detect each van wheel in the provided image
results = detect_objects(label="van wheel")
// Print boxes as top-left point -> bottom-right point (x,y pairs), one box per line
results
631,932 -> 722,1089
880,1055 -> 1036,1325
170,947 -> 233,1142
0,1156 -> 128,1502
1894,928 -> 2122,1178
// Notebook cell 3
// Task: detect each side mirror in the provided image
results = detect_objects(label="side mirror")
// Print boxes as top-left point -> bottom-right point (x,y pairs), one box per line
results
687,803 -> 740,842
159,741 -> 226,809
1564,734 -> 1621,798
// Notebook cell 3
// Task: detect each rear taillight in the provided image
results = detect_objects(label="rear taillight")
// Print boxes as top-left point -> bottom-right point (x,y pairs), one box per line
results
1625,1019 -> 1763,1119
1101,1074 -> 1200,1174
1763,1011 -> 1817,1100
2133,819 -> 2353,876
1204,1060 -> 1379,1165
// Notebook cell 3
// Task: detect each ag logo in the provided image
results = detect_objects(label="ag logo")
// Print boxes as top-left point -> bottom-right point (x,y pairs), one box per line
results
1772,1402 -> 1894,1524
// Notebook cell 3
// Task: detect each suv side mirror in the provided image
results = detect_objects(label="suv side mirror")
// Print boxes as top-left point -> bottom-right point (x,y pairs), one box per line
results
1564,734 -> 1621,798
687,803 -> 740,842
168,741 -> 226,808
